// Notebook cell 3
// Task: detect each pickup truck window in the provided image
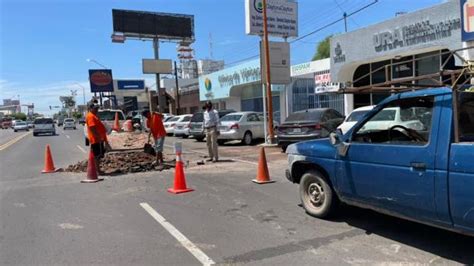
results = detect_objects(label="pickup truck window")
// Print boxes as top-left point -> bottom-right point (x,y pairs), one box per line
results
458,91 -> 474,142
353,96 -> 434,145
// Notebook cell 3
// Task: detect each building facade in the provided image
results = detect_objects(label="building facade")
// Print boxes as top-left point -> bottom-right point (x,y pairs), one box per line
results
330,0 -> 465,112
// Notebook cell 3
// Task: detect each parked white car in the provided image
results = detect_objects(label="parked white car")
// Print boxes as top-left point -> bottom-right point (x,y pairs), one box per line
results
218,111 -> 277,145
339,106 -> 426,134
337,106 -> 375,134
173,114 -> 193,138
13,121 -> 29,132
164,115 -> 191,136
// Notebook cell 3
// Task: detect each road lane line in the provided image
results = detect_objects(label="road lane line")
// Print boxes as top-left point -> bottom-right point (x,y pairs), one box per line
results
76,145 -> 87,154
140,202 -> 215,266
0,132 -> 31,151
65,135 -> 70,139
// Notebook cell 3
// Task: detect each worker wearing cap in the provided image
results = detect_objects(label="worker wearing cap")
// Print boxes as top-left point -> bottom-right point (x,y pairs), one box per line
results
86,102 -> 110,173
142,110 -> 166,170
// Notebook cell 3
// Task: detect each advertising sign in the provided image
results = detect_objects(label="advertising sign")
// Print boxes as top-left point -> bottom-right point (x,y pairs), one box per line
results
142,59 -> 173,74
314,73 -> 340,94
461,0 -> 474,41
260,41 -> 291,84
245,0 -> 298,38
116,80 -> 145,90
88,69 -> 114,93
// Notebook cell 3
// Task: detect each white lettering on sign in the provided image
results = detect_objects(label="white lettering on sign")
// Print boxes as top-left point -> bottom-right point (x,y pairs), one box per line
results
245,0 -> 298,38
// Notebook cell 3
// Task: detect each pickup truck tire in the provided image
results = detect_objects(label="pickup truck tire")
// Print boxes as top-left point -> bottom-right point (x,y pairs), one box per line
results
300,171 -> 337,218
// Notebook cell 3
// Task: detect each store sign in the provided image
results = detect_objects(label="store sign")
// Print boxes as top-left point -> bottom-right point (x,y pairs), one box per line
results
333,43 -> 346,64
88,69 -> 114,93
314,73 -> 340,94
373,18 -> 461,52
260,41 -> 291,84
116,80 -> 145,90
461,0 -> 474,41
245,0 -> 298,38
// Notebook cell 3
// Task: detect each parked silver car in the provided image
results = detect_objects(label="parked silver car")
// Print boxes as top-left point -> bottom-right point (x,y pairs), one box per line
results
218,112 -> 273,145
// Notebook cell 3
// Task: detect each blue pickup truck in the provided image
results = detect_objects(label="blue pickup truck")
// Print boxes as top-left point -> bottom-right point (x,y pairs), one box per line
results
286,87 -> 474,236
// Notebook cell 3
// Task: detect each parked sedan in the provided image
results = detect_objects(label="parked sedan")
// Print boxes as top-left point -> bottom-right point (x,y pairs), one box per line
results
189,110 -> 236,142
13,121 -> 29,132
277,108 -> 344,152
164,115 -> 192,136
218,112 -> 274,145
337,106 -> 374,134
173,114 -> 193,138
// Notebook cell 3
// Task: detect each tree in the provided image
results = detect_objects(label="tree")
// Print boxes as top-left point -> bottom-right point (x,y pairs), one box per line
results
72,112 -> 82,120
312,36 -> 331,61
14,112 -> 27,121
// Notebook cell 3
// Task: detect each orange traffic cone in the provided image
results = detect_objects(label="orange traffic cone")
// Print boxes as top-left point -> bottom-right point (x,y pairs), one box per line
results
112,112 -> 121,132
252,147 -> 275,184
42,144 -> 60,173
168,153 -> 194,194
81,151 -> 103,183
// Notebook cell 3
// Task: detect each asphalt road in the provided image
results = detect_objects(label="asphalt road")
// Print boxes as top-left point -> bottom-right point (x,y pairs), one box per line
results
1,127 -> 473,265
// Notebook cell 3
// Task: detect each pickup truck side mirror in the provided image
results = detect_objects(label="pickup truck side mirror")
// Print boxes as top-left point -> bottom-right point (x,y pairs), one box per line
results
330,129 -> 350,157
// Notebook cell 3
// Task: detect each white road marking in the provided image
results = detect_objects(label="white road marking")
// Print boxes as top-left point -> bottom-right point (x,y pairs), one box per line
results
65,135 -> 70,139
140,202 -> 215,266
59,223 -> 84,230
76,145 -> 87,154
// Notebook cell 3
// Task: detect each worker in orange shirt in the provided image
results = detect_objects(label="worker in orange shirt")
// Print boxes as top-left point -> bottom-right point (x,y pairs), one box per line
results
86,102 -> 110,173
142,110 -> 166,170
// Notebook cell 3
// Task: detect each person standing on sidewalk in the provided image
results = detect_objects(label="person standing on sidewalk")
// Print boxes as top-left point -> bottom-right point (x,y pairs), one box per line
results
86,102 -> 110,173
203,101 -> 219,162
142,110 -> 166,170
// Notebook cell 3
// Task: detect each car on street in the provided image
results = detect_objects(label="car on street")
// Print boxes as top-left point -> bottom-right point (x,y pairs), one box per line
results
26,120 -> 34,128
11,120 -> 22,128
13,121 -> 29,132
189,109 -> 236,142
63,118 -> 76,130
173,114 -> 193,138
33,118 -> 56,136
1,117 -> 13,129
217,111 -> 276,145
277,108 -> 345,152
337,105 -> 374,134
285,87 -> 474,236
78,118 -> 86,125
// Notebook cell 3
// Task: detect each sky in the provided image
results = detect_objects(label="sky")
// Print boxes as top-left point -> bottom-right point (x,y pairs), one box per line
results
0,0 -> 445,115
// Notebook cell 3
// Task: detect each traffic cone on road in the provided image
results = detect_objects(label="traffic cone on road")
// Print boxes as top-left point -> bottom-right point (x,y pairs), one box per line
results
112,112 -> 121,132
168,152 -> 194,194
252,147 -> 275,184
81,151 -> 103,183
42,144 -> 60,173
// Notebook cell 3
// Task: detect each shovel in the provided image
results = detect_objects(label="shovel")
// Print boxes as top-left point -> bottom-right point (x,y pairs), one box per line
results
143,135 -> 156,156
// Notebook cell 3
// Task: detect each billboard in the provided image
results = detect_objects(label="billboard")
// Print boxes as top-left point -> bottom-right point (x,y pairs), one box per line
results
260,41 -> 291,84
245,0 -> 298,38
461,0 -> 474,41
142,59 -> 173,74
116,80 -> 145,90
88,69 -> 114,93
112,9 -> 194,41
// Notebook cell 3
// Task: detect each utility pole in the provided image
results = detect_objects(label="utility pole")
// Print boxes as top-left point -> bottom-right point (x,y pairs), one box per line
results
153,39 -> 166,113
343,12 -> 348,32
262,0 -> 276,144
174,61 -> 180,115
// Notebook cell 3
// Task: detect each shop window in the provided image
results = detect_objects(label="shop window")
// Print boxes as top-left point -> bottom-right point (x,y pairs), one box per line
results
353,64 -> 370,87
392,56 -> 414,80
415,51 -> 440,86
371,60 -> 391,85
354,94 -> 371,109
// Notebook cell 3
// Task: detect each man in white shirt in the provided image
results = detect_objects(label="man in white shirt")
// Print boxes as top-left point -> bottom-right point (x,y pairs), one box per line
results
203,101 -> 219,162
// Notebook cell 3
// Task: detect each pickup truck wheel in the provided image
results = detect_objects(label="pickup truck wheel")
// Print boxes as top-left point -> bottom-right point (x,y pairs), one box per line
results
300,171 -> 337,218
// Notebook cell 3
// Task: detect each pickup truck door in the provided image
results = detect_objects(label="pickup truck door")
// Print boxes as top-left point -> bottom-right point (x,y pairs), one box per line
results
337,95 -> 439,221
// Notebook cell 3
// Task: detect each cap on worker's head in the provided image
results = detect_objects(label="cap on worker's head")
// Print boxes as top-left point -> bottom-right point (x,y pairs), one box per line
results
88,102 -> 100,110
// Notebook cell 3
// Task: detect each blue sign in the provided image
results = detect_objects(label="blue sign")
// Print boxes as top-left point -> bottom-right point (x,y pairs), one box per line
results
461,0 -> 474,41
117,80 -> 145,90
89,69 -> 114,93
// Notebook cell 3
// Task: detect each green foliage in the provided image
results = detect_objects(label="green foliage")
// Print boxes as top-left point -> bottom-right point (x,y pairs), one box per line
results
72,112 -> 82,119
312,36 -> 331,61
14,112 -> 27,121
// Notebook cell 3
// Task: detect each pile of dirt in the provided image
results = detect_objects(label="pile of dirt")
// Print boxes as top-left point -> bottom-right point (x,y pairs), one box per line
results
107,132 -> 149,150
65,151 -> 173,175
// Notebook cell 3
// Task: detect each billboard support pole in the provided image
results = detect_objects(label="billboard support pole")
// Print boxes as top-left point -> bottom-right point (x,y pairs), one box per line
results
174,61 -> 180,115
153,38 -> 166,114
262,0 -> 276,144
